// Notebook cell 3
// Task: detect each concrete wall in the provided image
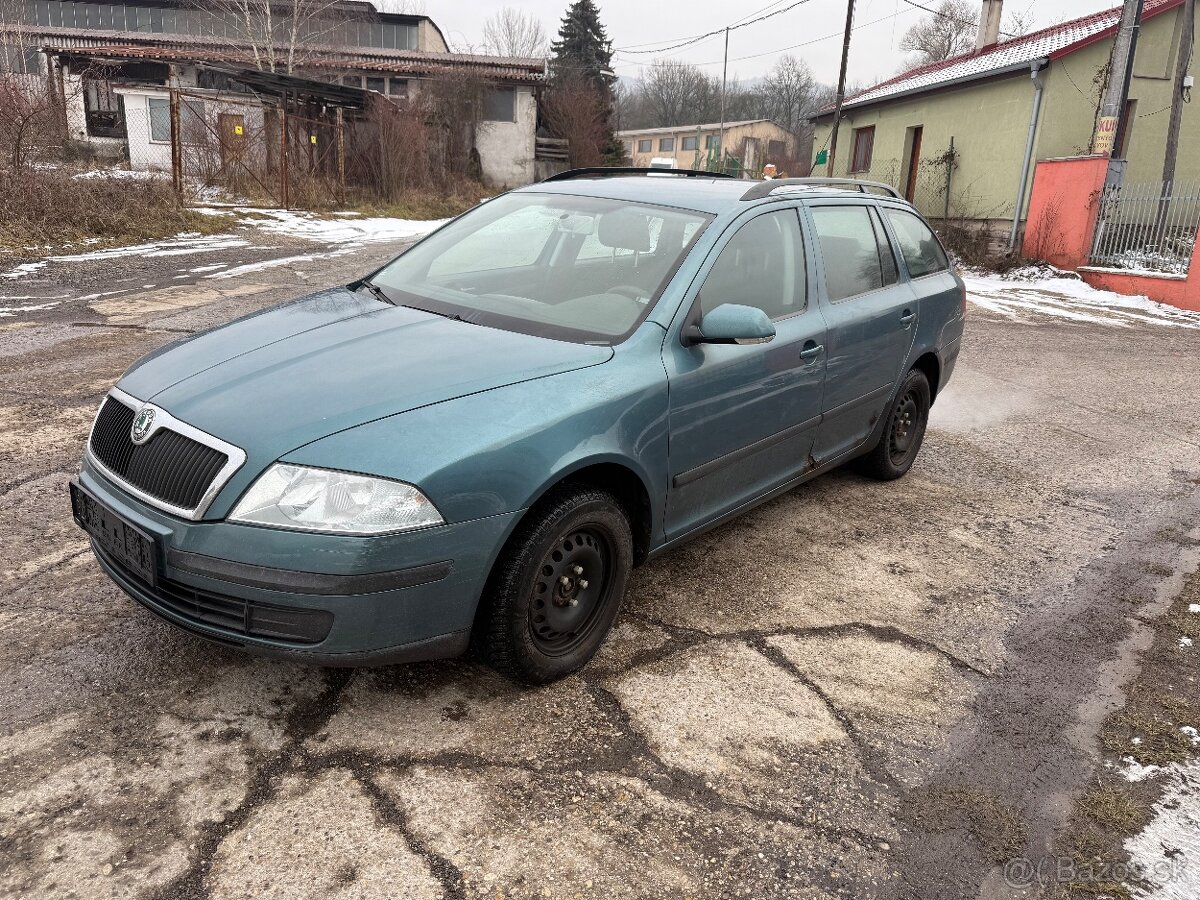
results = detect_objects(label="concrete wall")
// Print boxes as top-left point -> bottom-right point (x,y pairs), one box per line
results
1022,154 -> 1200,311
1021,155 -> 1109,269
418,19 -> 449,52
1079,247 -> 1200,311
475,87 -> 536,189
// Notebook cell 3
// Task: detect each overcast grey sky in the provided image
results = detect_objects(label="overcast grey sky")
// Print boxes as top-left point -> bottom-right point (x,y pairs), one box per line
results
423,0 -> 1120,87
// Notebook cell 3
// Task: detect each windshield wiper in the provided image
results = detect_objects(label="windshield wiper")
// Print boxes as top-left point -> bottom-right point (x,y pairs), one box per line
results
356,281 -> 396,306
401,304 -> 473,324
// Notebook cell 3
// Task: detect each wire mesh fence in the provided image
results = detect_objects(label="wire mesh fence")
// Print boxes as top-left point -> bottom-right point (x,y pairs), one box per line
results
1089,179 -> 1200,274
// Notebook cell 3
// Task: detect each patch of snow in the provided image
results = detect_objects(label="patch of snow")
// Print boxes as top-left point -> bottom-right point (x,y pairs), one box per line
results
1183,726 -> 1199,746
1120,756 -> 1163,782
1181,637 -> 1195,649
1124,760 -> 1200,899
0,235 -> 255,280
1,261 -> 47,280
189,263 -> 229,273
231,208 -> 449,244
73,168 -> 167,181
1132,737 -> 1144,745
0,300 -> 61,317
963,273 -> 1200,329
1188,604 -> 1200,615
206,254 -> 317,279
204,246 -> 358,280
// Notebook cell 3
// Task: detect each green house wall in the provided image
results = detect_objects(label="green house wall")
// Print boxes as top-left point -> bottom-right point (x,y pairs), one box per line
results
811,5 -> 1200,225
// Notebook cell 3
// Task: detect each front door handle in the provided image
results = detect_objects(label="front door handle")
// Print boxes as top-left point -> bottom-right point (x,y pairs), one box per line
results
799,342 -> 823,362
900,309 -> 916,326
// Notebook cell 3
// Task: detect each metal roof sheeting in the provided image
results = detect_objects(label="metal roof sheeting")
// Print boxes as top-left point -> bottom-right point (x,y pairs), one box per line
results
37,31 -> 547,83
825,0 -> 1183,113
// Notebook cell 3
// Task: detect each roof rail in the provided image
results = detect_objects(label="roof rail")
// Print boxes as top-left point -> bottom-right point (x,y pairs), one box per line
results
542,166 -> 734,183
741,177 -> 902,201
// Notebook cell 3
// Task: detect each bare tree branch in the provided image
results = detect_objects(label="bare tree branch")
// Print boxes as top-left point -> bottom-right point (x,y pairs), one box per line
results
899,0 -> 978,66
481,7 -> 548,59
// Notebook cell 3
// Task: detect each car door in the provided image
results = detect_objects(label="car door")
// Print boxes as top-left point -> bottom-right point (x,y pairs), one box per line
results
805,202 -> 916,464
662,207 -> 827,542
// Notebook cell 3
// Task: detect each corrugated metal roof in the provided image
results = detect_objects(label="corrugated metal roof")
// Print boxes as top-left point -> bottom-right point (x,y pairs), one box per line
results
825,0 -> 1182,113
37,30 -> 547,83
616,119 -> 781,137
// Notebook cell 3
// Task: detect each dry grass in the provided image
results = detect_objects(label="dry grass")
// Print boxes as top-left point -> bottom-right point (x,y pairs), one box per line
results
0,168 -> 226,255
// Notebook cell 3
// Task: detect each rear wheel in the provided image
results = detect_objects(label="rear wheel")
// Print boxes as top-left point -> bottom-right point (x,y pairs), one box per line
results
478,486 -> 633,684
856,368 -> 931,480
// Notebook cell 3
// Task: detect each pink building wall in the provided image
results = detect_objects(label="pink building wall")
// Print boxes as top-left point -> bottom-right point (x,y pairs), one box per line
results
1022,155 -> 1200,312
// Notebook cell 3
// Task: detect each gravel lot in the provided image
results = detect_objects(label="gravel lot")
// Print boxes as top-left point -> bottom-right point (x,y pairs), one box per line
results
1,226 -> 1198,899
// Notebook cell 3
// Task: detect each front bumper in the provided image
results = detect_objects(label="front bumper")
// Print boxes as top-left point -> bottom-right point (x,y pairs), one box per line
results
77,463 -> 520,665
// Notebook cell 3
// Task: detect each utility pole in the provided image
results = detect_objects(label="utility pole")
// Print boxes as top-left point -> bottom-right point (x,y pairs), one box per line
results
826,0 -> 856,176
718,26 -> 729,175
1092,0 -> 1145,181
1161,0 -> 1195,189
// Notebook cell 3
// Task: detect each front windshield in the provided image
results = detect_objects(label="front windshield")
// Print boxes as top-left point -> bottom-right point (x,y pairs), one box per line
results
370,192 -> 711,344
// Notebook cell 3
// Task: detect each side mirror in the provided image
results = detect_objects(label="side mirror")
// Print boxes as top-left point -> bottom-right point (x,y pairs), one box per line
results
683,303 -> 776,346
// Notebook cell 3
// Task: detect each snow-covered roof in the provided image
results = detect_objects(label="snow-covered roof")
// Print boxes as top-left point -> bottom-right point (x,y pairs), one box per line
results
823,0 -> 1183,113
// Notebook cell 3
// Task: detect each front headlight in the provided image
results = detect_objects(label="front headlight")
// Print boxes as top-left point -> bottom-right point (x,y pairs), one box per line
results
229,464 -> 444,534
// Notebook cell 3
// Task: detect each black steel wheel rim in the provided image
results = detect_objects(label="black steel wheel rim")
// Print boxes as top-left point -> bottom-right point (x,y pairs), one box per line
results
529,527 -> 612,656
889,390 -> 921,463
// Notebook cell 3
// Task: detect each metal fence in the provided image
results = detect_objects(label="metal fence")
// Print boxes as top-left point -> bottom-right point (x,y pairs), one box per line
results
1089,179 -> 1200,274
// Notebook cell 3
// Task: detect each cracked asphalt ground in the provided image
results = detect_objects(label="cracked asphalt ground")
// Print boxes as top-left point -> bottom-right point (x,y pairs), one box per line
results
2,231 -> 1199,900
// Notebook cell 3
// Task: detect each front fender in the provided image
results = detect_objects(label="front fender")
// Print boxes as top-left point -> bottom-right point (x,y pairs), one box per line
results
280,326 -> 671,533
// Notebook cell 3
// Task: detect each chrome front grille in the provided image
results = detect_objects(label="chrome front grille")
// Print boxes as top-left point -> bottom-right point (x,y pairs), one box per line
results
87,390 -> 246,519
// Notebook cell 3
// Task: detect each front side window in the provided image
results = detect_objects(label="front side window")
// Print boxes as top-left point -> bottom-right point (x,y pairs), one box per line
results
884,209 -> 950,278
637,139 -> 652,153
366,76 -> 387,94
698,211 -> 806,319
705,134 -> 720,150
811,206 -> 885,301
371,193 -> 711,344
659,137 -> 674,152
850,125 -> 874,173
681,135 -> 698,151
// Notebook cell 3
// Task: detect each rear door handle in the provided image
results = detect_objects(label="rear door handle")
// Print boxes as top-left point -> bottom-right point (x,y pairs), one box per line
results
799,342 -> 823,361
900,309 -> 916,325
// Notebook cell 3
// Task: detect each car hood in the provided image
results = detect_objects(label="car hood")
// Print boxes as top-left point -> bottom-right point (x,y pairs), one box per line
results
118,287 -> 614,464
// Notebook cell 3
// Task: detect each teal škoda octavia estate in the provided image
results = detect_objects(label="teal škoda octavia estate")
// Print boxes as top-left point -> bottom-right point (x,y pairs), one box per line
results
71,169 -> 965,684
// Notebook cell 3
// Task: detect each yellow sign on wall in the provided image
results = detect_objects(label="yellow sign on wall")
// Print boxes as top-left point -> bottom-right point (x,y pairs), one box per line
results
1093,115 -> 1118,155
233,124 -> 243,136
310,135 -> 318,145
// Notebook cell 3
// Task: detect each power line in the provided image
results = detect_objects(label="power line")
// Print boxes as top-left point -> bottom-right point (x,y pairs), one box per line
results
897,0 -> 1015,38
615,0 -> 815,54
612,5 -> 917,69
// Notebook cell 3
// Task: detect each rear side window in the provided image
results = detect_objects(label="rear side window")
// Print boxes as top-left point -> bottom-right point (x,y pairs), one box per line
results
885,209 -> 950,278
810,206 -> 884,302
698,210 -> 806,320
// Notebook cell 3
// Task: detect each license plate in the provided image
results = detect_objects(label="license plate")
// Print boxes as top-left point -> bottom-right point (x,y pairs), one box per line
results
70,481 -> 158,586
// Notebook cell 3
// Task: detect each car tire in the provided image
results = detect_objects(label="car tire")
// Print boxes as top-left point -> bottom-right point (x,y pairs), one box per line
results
856,368 -> 931,481
477,485 -> 633,685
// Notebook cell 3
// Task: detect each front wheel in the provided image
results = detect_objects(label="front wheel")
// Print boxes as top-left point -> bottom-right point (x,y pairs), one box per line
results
856,368 -> 931,481
477,486 -> 633,684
